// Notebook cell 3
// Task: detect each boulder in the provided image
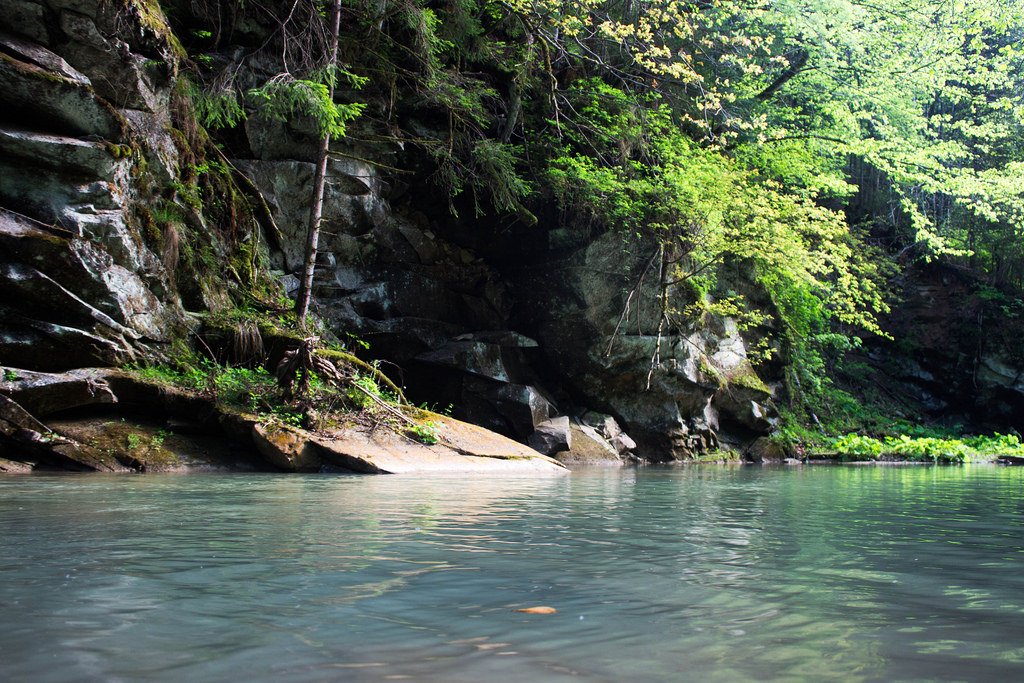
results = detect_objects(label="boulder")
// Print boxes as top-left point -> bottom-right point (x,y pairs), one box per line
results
744,436 -> 787,463
459,378 -> 556,439
579,411 -> 636,454
312,413 -> 567,474
554,422 -> 623,466
610,431 -> 637,454
0,366 -> 119,415
252,423 -> 322,472
528,416 -> 571,455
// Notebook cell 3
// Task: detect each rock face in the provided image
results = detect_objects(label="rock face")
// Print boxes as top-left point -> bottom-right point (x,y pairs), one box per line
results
0,2 -> 189,369
864,261 -> 1024,433
6,1 -> 1024,463
508,228 -> 777,459
232,117 -> 777,459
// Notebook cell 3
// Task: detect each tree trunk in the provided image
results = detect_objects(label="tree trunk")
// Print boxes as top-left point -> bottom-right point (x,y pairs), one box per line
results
295,0 -> 342,328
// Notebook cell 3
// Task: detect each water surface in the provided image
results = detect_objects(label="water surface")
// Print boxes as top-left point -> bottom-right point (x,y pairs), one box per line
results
2,466 -> 1023,682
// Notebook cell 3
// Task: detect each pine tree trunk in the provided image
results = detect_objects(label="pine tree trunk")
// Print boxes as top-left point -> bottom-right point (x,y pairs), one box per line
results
295,0 -> 342,328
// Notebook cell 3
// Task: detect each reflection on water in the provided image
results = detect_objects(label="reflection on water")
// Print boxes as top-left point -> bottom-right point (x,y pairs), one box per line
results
2,466 -> 1024,682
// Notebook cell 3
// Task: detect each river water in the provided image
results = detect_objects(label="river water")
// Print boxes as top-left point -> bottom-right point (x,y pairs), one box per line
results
2,466 -> 1023,682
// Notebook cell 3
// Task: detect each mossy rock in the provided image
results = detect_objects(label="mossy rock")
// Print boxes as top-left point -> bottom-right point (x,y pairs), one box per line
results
251,422 -> 322,472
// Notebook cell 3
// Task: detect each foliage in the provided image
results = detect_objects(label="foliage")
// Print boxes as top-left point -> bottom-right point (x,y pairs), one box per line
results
346,373 -> 382,409
187,78 -> 245,130
824,432 -> 1024,463
500,0 -> 1023,400
129,358 -> 277,404
247,74 -> 366,138
127,335 -> 416,438
406,421 -> 440,445
543,81 -> 890,386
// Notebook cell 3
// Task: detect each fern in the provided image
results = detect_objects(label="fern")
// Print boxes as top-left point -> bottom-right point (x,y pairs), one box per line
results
187,79 -> 246,130
247,74 -> 365,138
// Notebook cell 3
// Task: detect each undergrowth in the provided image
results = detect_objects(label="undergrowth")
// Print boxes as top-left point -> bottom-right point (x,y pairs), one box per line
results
126,337 -> 439,444
818,433 -> 1024,463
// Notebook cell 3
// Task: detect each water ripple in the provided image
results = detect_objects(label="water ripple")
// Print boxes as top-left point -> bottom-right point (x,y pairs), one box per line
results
2,466 -> 1024,681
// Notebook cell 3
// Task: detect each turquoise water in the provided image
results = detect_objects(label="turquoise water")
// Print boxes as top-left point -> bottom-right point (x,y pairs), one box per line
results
2,466 -> 1024,682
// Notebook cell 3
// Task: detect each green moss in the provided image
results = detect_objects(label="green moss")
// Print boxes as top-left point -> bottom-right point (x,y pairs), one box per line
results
722,362 -> 770,394
124,0 -> 188,61
104,142 -> 133,159
0,51 -> 70,85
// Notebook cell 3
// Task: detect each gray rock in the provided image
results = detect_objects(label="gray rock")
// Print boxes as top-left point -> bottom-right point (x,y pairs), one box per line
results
0,208 -> 175,368
57,10 -> 163,111
610,431 -> 637,453
1,2 -> 51,43
528,416 -> 571,455
279,273 -> 301,296
512,228 -> 777,459
0,392 -> 50,435
453,331 -> 539,348
416,340 -> 512,383
0,45 -> 124,138
235,158 -> 386,271
0,367 -> 119,416
460,378 -> 556,439
397,222 -> 440,264
977,354 -> 1024,393
554,423 -> 623,465
579,411 -> 636,454
744,436 -> 786,463
0,30 -> 88,82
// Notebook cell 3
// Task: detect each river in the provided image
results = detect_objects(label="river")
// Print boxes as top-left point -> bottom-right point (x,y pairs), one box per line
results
2,465 -> 1023,682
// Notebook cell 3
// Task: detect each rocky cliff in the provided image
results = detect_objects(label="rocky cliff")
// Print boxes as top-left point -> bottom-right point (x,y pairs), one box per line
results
860,260 -> 1024,433
0,0 -> 822,462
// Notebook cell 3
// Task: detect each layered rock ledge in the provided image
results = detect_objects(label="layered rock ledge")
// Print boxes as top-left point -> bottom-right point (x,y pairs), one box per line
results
0,367 -> 567,475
